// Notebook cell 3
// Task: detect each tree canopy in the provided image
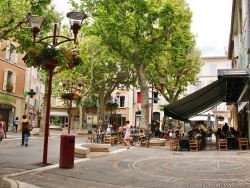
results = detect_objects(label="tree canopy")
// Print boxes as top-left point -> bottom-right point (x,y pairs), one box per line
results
0,0 -> 62,52
72,0 -> 199,129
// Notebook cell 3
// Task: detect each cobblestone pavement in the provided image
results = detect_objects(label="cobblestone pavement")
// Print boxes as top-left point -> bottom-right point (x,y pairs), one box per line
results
1,132 -> 250,188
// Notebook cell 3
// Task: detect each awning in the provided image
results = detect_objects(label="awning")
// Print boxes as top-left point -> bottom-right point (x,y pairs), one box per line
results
164,70 -> 250,122
50,112 -> 68,116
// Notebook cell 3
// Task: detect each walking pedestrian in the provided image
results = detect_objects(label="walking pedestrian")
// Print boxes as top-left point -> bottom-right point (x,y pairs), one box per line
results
13,117 -> 19,133
124,120 -> 131,149
21,115 -> 31,147
0,115 -> 6,142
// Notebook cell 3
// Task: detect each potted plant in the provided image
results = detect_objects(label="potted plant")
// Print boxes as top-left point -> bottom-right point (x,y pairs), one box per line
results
6,82 -> 13,92
22,44 -> 82,70
61,92 -> 80,100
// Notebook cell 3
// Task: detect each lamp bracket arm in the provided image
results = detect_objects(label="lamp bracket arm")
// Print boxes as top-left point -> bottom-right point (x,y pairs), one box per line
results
35,35 -> 73,47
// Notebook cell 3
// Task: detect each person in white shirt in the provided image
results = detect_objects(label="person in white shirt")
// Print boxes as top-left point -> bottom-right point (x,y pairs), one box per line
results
14,117 -> 19,133
106,125 -> 112,134
124,120 -> 131,149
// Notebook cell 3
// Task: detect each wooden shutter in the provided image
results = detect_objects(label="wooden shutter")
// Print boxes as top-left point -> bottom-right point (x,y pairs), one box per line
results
14,51 -> 18,64
12,72 -> 16,93
124,95 -> 128,107
3,70 -> 8,90
5,41 -> 10,60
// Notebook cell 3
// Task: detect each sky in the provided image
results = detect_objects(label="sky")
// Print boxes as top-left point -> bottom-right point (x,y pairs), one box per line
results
53,0 -> 233,57
186,0 -> 233,57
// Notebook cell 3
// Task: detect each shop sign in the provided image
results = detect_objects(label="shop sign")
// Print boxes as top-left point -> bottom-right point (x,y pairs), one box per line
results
0,94 -> 16,104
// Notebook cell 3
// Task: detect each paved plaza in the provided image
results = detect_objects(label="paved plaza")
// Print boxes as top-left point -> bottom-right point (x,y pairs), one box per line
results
1,131 -> 250,188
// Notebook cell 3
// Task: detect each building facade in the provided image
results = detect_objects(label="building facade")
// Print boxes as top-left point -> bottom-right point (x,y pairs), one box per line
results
0,40 -> 43,131
228,0 -> 250,136
0,40 -> 26,131
185,56 -> 231,128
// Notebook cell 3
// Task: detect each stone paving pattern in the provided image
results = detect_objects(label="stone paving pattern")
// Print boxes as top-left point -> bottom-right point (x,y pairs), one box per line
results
1,131 -> 250,188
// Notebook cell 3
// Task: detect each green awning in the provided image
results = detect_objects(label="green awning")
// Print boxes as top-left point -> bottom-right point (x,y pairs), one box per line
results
164,74 -> 250,122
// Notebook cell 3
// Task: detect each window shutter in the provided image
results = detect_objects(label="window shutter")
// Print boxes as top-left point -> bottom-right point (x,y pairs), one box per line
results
137,92 -> 141,103
5,41 -> 10,60
14,51 -> 18,64
124,95 -> 128,107
3,70 -> 8,90
12,72 -> 16,93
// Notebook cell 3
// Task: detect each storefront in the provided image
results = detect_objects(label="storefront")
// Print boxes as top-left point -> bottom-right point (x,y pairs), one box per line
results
0,93 -> 25,131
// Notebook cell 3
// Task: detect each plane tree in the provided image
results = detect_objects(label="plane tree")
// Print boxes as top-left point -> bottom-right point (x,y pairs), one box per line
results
72,0 -> 194,130
51,35 -> 136,127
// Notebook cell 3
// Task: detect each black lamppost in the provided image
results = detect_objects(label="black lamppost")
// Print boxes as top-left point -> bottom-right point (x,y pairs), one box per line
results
27,12 -> 86,165
62,79 -> 83,134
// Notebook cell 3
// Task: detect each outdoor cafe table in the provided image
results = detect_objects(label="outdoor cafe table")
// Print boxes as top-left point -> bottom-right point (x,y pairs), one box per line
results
178,138 -> 190,151
130,133 -> 140,145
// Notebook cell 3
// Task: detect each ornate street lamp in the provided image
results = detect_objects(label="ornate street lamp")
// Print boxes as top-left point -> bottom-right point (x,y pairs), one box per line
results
61,79 -> 83,134
27,12 -> 86,165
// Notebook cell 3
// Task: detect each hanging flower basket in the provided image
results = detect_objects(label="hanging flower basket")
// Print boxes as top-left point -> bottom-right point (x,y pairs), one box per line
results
61,92 -> 80,100
22,44 -> 82,70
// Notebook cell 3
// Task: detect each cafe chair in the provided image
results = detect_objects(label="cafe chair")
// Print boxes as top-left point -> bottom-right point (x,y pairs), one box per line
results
189,140 -> 199,151
140,137 -> 149,147
86,130 -> 96,143
104,135 -> 114,145
218,139 -> 228,150
112,133 -> 119,145
238,138 -> 249,150
170,139 -> 179,151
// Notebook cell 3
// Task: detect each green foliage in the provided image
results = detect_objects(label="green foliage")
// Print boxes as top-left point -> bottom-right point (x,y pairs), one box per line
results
61,92 -> 80,100
82,95 -> 98,109
71,0 -> 202,127
22,44 -> 82,70
0,0 -> 63,53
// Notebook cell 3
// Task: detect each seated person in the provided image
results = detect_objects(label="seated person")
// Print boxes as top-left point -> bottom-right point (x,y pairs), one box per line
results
154,128 -> 161,138
131,126 -> 136,134
106,125 -> 112,134
228,127 -> 237,137
215,128 -> 226,139
199,129 -> 206,138
236,127 -> 246,138
174,129 -> 180,138
207,128 -> 213,137
97,125 -> 103,133
117,126 -> 123,134
190,128 -> 200,139
138,129 -> 147,146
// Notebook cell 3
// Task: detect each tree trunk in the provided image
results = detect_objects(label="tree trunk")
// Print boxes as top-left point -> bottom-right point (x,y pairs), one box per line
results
136,63 -> 149,131
98,89 -> 105,117
78,105 -> 82,131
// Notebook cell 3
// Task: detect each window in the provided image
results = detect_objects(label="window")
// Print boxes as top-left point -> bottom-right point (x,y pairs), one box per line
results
210,64 -> 217,76
3,69 -> 16,93
74,115 -> 79,121
117,84 -> 125,90
5,42 -> 18,64
119,96 -> 125,107
153,92 -> 159,103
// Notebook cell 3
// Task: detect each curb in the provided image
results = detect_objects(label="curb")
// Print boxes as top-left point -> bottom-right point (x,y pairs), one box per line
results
2,177 -> 18,188
1,146 -> 130,188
